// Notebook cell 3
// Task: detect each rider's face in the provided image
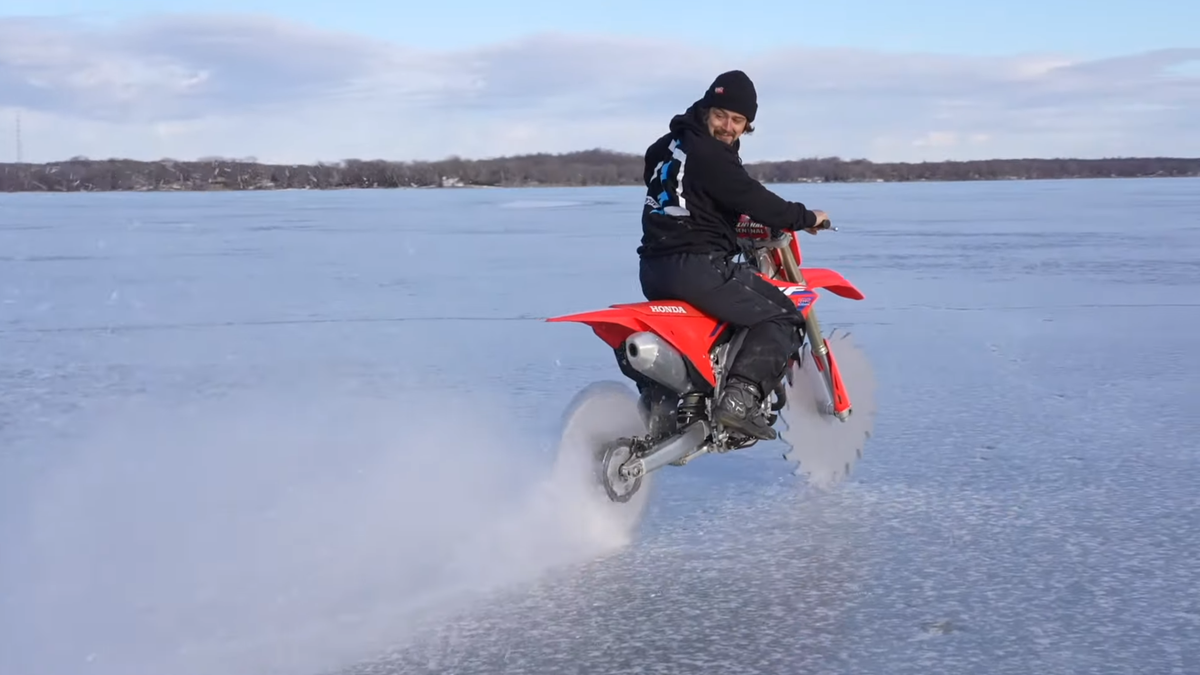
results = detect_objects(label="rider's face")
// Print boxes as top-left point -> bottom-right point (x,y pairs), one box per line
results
706,107 -> 748,144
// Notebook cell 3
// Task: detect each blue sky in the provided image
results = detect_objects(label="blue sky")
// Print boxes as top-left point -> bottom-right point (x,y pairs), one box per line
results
1,1 -> 1197,163
6,0 -> 1197,57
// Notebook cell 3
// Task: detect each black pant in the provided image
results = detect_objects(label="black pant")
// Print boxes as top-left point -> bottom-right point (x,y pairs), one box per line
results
639,252 -> 806,394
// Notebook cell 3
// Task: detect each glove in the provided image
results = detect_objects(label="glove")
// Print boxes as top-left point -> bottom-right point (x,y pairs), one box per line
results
802,209 -> 831,234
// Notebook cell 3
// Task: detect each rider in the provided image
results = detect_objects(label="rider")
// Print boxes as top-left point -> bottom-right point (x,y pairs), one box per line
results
637,69 -> 831,441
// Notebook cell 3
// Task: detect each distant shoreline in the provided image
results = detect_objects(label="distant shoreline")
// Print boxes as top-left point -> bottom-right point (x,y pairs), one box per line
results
2,151 -> 1198,193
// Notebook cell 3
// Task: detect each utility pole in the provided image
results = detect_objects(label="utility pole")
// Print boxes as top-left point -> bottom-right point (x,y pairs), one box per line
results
15,110 -> 23,163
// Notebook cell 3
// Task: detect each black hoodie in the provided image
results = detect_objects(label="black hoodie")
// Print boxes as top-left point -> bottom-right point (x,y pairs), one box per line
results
637,101 -> 818,258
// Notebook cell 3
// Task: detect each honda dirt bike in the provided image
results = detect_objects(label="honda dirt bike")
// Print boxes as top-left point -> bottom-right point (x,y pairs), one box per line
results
547,216 -> 866,503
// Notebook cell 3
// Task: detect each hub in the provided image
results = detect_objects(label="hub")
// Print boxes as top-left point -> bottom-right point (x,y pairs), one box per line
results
598,438 -> 642,502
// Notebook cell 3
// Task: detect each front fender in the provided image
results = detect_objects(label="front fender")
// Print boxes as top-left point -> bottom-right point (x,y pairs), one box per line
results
797,267 -> 865,300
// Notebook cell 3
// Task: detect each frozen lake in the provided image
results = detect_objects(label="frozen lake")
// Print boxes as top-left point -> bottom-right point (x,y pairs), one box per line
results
1,177 -> 1198,675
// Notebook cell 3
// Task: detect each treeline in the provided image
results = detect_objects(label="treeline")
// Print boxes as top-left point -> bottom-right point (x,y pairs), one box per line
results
1,150 -> 1197,192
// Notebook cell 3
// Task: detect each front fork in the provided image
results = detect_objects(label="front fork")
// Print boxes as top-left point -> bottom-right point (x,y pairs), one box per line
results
777,251 -> 853,421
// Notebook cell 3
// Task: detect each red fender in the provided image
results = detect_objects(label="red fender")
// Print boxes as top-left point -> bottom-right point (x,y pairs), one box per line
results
547,301 -> 724,385
795,267 -> 865,300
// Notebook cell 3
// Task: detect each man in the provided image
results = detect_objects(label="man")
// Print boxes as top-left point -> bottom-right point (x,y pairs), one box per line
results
637,69 -> 830,441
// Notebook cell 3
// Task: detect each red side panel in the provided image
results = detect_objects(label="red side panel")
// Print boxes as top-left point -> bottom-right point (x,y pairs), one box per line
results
547,301 -> 724,384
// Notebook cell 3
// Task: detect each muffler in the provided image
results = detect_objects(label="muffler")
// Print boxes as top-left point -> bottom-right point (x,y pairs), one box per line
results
624,331 -> 695,395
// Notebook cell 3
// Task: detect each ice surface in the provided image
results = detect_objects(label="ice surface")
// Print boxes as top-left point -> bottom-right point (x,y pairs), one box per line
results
1,178 -> 1198,675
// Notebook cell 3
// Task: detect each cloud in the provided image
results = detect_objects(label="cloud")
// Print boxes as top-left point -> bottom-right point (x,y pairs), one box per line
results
0,14 -> 1197,163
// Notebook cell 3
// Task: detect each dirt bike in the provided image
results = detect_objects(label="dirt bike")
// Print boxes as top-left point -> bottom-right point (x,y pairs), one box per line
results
547,216 -> 866,503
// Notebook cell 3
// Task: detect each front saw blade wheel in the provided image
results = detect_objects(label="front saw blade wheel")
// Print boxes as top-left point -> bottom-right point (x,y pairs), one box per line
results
598,438 -> 642,503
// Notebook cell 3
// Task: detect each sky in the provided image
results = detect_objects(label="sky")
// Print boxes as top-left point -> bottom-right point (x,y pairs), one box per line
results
1,0 -> 1197,164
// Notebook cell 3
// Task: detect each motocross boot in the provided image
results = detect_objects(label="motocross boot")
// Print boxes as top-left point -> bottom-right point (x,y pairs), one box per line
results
713,377 -> 777,440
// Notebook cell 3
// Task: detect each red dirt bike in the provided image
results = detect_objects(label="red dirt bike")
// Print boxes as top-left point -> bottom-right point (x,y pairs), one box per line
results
547,216 -> 866,502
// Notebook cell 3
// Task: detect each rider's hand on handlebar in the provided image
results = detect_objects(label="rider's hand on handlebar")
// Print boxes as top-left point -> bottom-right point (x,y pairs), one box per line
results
802,210 -> 831,235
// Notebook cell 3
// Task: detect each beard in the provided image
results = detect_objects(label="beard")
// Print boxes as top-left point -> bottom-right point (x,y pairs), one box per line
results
712,129 -> 735,144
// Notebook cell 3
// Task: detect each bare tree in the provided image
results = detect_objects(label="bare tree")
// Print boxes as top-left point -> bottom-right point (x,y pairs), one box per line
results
2,151 -> 1196,192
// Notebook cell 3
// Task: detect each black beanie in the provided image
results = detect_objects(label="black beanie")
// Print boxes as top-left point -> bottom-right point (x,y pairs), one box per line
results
701,70 -> 758,122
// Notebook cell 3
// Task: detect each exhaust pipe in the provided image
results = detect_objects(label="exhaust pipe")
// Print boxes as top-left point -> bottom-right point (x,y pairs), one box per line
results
624,331 -> 695,395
